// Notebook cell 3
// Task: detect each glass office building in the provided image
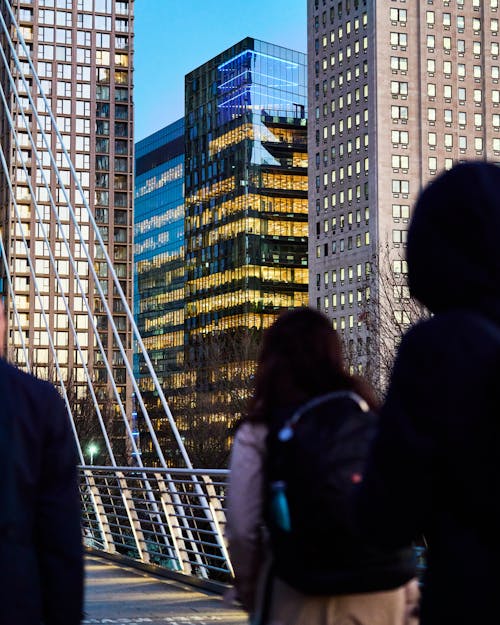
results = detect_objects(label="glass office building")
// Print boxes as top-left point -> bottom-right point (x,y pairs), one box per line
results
134,118 -> 185,463
184,38 -> 308,442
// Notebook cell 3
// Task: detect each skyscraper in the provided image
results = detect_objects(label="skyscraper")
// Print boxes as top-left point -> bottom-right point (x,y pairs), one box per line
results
134,118 -> 185,464
183,37 -> 308,455
308,0 -> 499,378
0,0 -> 134,458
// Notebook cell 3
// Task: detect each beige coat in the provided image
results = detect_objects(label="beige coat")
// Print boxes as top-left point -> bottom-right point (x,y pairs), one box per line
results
225,422 -> 419,625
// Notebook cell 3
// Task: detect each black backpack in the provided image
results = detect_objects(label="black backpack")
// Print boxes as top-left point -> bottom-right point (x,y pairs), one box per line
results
266,390 -> 388,594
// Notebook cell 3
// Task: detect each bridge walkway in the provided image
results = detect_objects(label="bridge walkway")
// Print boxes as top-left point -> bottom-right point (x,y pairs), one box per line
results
84,555 -> 246,625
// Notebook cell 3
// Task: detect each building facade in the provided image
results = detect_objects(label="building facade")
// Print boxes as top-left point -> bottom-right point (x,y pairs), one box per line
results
183,38 -> 308,458
134,118 -> 185,464
308,0 -> 500,381
1,0 -> 134,460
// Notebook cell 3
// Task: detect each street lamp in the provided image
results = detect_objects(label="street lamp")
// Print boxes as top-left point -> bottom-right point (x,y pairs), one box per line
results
87,443 -> 99,465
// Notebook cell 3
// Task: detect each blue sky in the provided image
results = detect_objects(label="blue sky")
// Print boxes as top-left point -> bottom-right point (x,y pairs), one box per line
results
134,0 -> 307,141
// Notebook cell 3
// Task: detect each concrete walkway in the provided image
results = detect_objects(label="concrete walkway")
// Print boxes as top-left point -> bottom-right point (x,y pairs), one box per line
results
84,555 -> 247,625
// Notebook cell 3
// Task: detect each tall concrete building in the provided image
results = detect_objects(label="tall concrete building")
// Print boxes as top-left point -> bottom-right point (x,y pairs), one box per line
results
183,37 -> 308,458
308,0 -> 500,378
0,0 -> 134,457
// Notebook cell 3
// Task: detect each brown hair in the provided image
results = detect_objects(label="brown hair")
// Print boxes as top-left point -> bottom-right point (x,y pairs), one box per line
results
246,307 -> 379,423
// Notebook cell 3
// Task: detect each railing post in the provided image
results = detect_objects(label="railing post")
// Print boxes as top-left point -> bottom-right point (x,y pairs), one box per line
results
155,472 -> 192,575
83,469 -> 116,554
200,474 -> 233,577
116,471 -> 150,563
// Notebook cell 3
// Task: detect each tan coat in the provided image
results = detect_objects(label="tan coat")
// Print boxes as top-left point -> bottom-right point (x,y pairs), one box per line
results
225,422 -> 419,625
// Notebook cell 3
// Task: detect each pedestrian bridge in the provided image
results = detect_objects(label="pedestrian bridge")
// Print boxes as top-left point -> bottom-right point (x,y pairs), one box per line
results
81,466 -> 243,623
80,466 -> 237,612
85,555 -> 245,625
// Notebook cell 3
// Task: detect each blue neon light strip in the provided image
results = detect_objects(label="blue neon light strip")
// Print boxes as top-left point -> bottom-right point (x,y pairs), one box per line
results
219,70 -> 299,91
218,87 -> 301,108
218,49 -> 298,71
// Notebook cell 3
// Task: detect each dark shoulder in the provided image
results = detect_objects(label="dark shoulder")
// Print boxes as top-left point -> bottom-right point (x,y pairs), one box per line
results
402,310 -> 500,351
0,359 -> 62,406
396,310 -> 500,385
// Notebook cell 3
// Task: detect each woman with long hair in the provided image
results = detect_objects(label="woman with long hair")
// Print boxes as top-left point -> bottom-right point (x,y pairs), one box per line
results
225,307 -> 417,625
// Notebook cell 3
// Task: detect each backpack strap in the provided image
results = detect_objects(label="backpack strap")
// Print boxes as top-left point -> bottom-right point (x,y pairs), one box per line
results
278,391 -> 370,442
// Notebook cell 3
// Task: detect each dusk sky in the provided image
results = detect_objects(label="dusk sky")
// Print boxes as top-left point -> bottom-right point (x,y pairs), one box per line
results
134,0 -> 307,141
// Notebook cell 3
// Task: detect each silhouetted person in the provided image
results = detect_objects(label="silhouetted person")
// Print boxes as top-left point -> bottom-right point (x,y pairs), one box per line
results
226,307 -> 417,625
357,161 -> 500,625
0,302 -> 83,624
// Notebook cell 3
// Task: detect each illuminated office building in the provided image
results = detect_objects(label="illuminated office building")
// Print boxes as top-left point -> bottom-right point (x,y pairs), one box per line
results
309,0 -> 500,378
134,119 -> 185,463
184,37 -> 308,438
1,0 -> 134,457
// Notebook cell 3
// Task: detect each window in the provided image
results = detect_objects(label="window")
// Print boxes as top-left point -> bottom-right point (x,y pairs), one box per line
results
391,130 -> 409,146
391,81 -> 408,96
392,204 -> 410,220
390,8 -> 407,23
391,154 -> 409,169
392,179 -> 410,195
392,229 -> 408,244
391,105 -> 408,120
390,32 -> 407,47
390,56 -> 408,71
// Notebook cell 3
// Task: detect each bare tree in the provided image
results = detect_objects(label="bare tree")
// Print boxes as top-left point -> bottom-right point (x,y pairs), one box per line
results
347,244 -> 430,397
179,326 -> 263,468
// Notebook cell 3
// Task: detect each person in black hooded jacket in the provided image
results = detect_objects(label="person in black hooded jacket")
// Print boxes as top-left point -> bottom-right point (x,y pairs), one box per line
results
357,161 -> 500,625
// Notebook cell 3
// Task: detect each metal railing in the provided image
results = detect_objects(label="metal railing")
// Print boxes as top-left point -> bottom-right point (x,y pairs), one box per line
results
80,466 -> 232,583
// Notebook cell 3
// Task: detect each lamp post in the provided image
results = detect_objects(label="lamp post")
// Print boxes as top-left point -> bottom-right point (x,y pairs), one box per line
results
87,442 -> 98,466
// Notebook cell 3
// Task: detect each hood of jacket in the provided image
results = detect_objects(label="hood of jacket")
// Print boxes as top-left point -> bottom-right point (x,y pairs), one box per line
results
407,161 -> 500,315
